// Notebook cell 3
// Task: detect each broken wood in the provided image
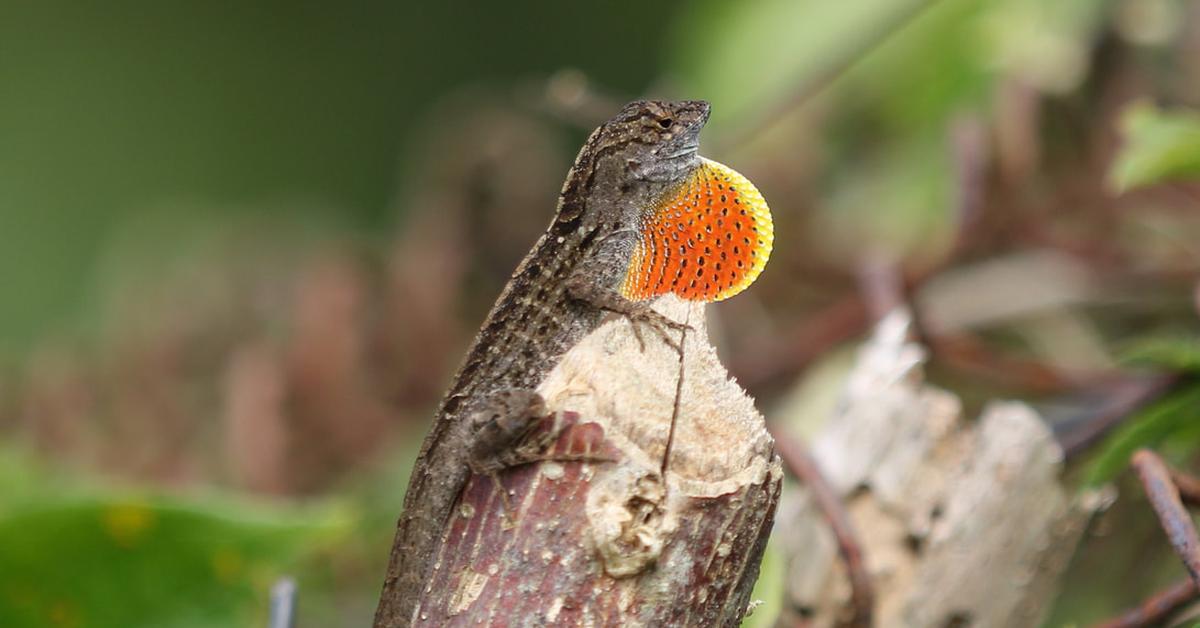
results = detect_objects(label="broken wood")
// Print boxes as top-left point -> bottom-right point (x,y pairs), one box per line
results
774,308 -> 1110,627
407,296 -> 782,626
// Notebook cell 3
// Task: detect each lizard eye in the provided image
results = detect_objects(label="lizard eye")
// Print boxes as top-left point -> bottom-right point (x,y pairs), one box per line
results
658,117 -> 673,129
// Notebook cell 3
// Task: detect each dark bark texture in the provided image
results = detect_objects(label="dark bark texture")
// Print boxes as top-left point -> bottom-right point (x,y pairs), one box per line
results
395,297 -> 782,627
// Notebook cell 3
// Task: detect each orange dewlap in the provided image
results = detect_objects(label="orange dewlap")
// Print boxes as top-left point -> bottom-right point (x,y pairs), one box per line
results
621,158 -> 773,303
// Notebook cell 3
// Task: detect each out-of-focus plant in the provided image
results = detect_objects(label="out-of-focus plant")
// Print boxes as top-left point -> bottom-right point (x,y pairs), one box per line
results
1,0 -> 1199,624
1084,337 -> 1200,485
664,0 -> 1200,623
1110,101 -> 1200,191
0,448 -> 352,628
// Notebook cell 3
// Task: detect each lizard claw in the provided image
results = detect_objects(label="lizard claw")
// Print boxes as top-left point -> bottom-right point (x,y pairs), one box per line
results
564,276 -> 690,354
621,304 -> 689,355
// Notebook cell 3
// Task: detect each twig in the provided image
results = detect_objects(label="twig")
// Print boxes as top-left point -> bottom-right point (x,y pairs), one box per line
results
737,114 -> 990,392
1091,579 -> 1200,628
1170,467 -> 1200,508
857,255 -> 905,324
771,427 -> 874,628
734,293 -> 869,391
947,115 -> 989,259
1132,449 -> 1200,586
269,577 -> 297,628
926,333 -> 1109,395
661,310 -> 690,478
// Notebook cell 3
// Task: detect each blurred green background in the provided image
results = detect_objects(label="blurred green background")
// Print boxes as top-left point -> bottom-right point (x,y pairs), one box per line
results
3,0 -> 1200,626
0,0 -> 679,353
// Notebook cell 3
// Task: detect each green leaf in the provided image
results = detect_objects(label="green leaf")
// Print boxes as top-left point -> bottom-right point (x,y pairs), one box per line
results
1120,335 -> 1200,372
667,0 -> 1110,136
1084,383 -> 1200,486
977,0 -> 1109,94
0,458 -> 352,628
817,134 -> 956,261
1110,102 -> 1200,191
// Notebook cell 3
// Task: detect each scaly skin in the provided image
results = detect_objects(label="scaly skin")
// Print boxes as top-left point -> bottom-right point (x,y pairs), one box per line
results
373,99 -> 773,627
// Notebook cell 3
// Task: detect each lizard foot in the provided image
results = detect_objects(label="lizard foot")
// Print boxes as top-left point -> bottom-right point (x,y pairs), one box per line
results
467,389 -> 549,475
620,302 -> 689,354
565,276 -> 690,354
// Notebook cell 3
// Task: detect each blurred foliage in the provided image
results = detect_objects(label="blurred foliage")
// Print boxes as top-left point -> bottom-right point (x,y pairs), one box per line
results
0,448 -> 352,628
1084,384 -> 1200,485
671,0 -> 980,259
1110,101 -> 1200,190
0,0 -> 681,353
668,0 -> 935,127
1122,334 -> 1200,372
1082,336 -> 1200,485
2,0 -> 1200,625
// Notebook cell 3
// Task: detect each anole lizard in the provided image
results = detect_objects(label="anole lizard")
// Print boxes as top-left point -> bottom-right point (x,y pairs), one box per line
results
373,99 -> 773,627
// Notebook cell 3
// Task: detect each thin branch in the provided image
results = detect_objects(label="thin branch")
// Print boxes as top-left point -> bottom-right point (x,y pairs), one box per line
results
771,427 -> 874,628
1170,467 -> 1200,509
737,114 -> 989,392
1132,449 -> 1200,587
857,255 -> 905,324
733,292 -> 869,391
947,114 -> 990,259
1091,579 -> 1199,628
926,333 -> 1083,394
661,310 -> 690,477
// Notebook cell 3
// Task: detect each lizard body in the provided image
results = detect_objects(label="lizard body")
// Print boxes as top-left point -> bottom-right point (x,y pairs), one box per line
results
374,99 -> 772,627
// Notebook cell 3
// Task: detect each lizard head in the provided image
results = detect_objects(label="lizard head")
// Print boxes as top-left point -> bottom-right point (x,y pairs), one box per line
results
559,99 -> 709,226
558,99 -> 773,304
601,101 -> 774,303
598,99 -> 710,183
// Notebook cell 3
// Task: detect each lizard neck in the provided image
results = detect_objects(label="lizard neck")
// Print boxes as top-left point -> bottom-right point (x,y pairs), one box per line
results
439,128 -> 700,416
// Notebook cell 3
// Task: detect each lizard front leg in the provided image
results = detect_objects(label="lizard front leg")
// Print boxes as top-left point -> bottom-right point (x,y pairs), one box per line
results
565,275 -> 690,353
467,389 -> 551,476
467,389 -> 611,516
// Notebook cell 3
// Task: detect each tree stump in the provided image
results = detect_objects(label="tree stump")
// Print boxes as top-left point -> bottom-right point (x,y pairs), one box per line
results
405,295 -> 782,627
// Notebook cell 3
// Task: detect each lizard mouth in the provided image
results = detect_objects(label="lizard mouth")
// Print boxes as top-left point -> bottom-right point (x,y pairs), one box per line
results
663,143 -> 699,160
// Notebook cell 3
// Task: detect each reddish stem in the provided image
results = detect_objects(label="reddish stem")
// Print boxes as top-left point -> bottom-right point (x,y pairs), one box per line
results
1132,449 -> 1200,587
771,427 -> 875,628
1170,467 -> 1200,508
1091,579 -> 1199,628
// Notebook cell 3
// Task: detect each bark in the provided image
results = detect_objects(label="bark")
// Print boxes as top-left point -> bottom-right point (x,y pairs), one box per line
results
775,309 -> 1112,628
405,296 -> 782,627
